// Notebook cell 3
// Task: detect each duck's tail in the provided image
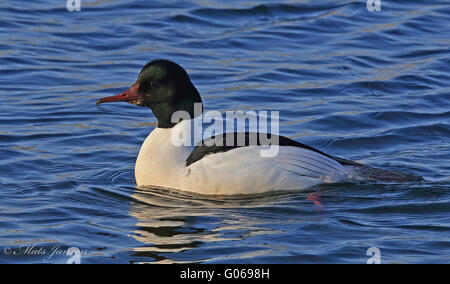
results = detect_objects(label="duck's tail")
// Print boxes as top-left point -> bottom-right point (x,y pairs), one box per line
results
345,164 -> 422,182
331,156 -> 422,182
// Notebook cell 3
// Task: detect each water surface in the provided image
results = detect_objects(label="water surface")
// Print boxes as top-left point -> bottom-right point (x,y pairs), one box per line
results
0,0 -> 449,263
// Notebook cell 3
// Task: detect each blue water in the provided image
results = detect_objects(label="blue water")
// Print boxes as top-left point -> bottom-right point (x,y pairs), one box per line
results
0,0 -> 449,264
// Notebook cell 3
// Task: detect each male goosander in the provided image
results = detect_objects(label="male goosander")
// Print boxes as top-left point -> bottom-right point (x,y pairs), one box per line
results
97,59 -> 420,195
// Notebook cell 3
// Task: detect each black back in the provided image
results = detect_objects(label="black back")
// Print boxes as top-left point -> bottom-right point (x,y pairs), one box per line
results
185,132 -> 360,167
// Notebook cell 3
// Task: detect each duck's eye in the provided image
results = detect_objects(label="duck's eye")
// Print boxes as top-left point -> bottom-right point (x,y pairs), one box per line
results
139,81 -> 156,94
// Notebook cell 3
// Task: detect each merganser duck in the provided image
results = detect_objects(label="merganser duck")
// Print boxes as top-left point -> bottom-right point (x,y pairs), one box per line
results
97,59 -> 421,195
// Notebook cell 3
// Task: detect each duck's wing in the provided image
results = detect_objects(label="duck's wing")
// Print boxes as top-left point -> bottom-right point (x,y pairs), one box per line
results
185,132 -> 349,178
182,136 -> 349,195
185,132 -> 421,183
186,132 -> 350,166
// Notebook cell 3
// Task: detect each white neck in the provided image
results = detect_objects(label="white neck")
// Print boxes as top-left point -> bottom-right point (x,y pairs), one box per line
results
135,120 -> 194,188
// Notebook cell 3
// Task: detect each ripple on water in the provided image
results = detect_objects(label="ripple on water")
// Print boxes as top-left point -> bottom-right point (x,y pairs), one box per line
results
0,0 -> 449,263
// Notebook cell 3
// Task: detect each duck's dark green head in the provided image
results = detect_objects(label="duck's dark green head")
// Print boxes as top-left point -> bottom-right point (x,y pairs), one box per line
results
97,59 -> 202,128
